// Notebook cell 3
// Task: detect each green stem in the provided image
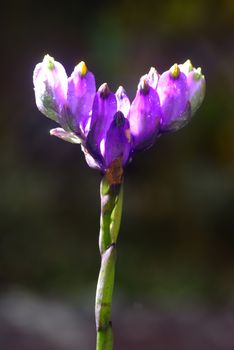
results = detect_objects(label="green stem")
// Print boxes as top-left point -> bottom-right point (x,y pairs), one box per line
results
95,176 -> 123,350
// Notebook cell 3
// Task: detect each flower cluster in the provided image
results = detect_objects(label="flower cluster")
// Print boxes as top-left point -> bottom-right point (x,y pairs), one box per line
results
33,55 -> 205,179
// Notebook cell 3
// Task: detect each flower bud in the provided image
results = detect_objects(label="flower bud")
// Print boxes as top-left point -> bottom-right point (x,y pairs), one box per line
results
128,78 -> 161,151
104,111 -> 131,168
33,54 -> 67,122
179,60 -> 206,115
86,84 -> 117,163
67,61 -> 96,135
157,64 -> 190,132
187,68 -> 206,115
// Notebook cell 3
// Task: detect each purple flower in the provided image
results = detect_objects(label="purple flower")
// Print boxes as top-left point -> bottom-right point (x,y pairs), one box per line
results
86,83 -> 131,171
156,63 -> 190,132
33,55 -> 205,179
128,77 -> 161,151
67,61 -> 96,136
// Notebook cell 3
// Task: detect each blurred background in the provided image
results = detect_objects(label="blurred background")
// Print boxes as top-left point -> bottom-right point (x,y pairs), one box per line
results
1,0 -> 234,349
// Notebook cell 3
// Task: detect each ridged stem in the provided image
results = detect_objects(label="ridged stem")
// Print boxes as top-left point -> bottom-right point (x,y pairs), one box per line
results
95,175 -> 123,350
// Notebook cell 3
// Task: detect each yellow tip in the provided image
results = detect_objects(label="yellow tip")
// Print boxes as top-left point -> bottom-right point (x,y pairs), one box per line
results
170,63 -> 180,78
77,61 -> 87,76
43,54 -> 55,70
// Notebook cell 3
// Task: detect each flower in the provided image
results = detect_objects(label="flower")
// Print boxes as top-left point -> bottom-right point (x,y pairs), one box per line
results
33,54 -> 68,123
67,61 -> 96,136
156,63 -> 190,132
33,55 -> 205,180
128,76 -> 161,151
85,83 -> 131,171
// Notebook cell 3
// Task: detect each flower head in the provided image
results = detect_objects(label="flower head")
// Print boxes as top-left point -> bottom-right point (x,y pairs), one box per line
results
33,55 -> 205,182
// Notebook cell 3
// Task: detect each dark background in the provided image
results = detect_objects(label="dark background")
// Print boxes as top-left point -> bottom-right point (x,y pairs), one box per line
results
1,0 -> 234,349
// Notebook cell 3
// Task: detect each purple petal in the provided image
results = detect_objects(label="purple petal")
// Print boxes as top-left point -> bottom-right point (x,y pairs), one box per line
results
157,64 -> 190,132
67,61 -> 96,135
116,86 -> 130,117
33,55 -> 67,122
86,83 -> 117,162
128,78 -> 162,151
104,111 -> 131,168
